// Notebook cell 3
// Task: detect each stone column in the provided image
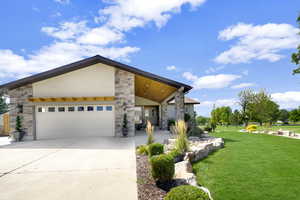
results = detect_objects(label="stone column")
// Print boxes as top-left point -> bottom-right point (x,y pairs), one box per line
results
175,90 -> 184,121
8,85 -> 34,140
115,69 -> 135,137
160,102 -> 168,130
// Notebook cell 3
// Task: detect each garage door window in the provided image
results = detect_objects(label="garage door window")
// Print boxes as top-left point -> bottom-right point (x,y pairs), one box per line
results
106,106 -> 113,111
97,106 -> 103,111
78,106 -> 84,112
58,107 -> 65,112
87,106 -> 94,111
68,107 -> 75,112
38,107 -> 46,112
48,107 -> 55,112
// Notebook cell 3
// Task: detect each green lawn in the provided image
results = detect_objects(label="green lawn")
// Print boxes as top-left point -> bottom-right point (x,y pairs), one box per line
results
193,126 -> 300,200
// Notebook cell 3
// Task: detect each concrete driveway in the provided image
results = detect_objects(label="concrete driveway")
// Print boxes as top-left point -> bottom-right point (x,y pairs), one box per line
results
0,137 -> 137,200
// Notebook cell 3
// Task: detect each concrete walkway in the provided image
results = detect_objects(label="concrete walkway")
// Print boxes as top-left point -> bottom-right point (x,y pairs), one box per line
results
0,137 -> 137,200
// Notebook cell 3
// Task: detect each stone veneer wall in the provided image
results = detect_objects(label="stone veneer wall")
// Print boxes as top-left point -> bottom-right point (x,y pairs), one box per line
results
8,85 -> 34,140
160,102 -> 168,130
115,69 -> 135,136
175,90 -> 185,120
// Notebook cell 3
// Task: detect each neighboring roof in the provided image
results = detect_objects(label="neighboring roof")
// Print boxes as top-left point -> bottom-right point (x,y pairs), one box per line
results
168,97 -> 200,105
0,55 -> 192,92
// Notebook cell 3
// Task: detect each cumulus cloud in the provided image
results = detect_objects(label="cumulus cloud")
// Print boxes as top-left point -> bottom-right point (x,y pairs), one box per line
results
183,72 -> 241,89
0,0 -> 207,81
231,82 -> 255,89
271,91 -> 300,109
166,65 -> 177,71
195,98 -> 237,116
54,0 -> 70,4
99,0 -> 207,31
215,23 -> 300,64
205,66 -> 224,74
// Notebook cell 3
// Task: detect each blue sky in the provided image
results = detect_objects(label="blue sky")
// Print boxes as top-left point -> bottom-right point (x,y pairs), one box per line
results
1,0 -> 300,116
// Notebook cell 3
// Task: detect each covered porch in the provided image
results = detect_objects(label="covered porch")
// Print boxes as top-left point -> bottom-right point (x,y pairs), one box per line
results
134,74 -> 186,131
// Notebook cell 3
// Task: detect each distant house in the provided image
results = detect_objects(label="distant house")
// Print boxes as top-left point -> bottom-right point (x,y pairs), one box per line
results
167,97 -> 200,120
0,55 -> 195,140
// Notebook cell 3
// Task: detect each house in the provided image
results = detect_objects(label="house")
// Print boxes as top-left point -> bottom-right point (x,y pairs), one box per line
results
167,97 -> 200,120
0,55 -> 194,140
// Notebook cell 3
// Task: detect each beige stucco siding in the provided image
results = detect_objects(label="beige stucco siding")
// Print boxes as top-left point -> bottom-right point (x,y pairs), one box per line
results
135,96 -> 159,106
33,63 -> 115,97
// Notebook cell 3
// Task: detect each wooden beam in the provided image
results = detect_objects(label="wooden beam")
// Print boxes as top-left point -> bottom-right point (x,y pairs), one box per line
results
28,96 -> 115,103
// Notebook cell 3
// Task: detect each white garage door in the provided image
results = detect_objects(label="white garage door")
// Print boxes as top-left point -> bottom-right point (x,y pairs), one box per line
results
36,105 -> 115,139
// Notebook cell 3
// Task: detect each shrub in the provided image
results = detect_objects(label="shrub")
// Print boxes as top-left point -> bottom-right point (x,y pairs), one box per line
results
136,145 -> 148,155
171,120 -> 189,154
168,119 -> 176,130
184,113 -> 191,122
148,143 -> 164,157
164,185 -> 209,200
150,154 -> 174,182
146,121 -> 154,145
246,124 -> 258,132
188,126 -> 204,137
168,149 -> 184,163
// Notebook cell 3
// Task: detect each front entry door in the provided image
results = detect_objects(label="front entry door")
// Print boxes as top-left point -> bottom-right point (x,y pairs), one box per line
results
144,106 -> 158,125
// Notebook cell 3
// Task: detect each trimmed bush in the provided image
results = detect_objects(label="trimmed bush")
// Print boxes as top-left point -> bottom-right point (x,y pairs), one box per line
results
203,126 -> 212,132
188,126 -> 204,137
150,154 -> 174,182
168,149 -> 184,163
246,124 -> 258,132
136,145 -> 148,155
148,143 -> 164,157
164,185 -> 209,200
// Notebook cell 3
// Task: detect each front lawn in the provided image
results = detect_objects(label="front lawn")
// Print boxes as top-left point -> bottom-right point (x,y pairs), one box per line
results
193,127 -> 300,200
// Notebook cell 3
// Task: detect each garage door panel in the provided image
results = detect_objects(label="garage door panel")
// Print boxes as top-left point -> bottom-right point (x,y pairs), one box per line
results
36,105 -> 114,139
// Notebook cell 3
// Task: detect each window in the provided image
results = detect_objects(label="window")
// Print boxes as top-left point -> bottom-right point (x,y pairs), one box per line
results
68,107 -> 75,112
48,107 -> 55,112
87,106 -> 94,111
38,107 -> 46,112
106,106 -> 113,111
78,106 -> 84,112
97,106 -> 103,111
17,104 -> 23,114
58,107 -> 65,112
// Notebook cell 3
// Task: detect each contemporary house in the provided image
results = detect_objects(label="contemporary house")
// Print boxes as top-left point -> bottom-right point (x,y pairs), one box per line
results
0,55 -> 196,140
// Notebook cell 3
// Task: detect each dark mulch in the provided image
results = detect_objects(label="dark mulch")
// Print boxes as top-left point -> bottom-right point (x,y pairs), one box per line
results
136,155 -> 166,200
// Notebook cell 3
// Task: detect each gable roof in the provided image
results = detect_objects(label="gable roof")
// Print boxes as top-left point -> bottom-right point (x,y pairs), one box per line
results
0,55 -> 192,92
168,97 -> 200,105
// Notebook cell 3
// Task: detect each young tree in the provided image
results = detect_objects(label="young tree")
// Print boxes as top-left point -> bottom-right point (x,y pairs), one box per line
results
238,89 -> 254,126
211,106 -> 232,126
289,109 -> 300,123
278,109 -> 290,124
231,109 -> 243,125
0,93 -> 8,115
292,14 -> 300,74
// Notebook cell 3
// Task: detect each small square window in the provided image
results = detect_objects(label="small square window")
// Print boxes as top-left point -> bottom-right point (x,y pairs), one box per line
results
97,106 -> 103,111
87,106 -> 94,111
38,107 -> 46,112
58,107 -> 65,112
68,107 -> 75,112
78,106 -> 84,112
48,107 -> 55,112
106,106 -> 113,111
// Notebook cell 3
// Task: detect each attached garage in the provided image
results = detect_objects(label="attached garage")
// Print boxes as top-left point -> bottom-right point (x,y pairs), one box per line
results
36,104 -> 115,139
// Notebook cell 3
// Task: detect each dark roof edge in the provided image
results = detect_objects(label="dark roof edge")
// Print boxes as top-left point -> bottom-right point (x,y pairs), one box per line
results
0,55 -> 192,92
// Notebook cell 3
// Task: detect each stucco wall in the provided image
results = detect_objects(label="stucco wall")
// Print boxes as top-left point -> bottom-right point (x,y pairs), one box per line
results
33,63 -> 115,97
135,96 -> 159,106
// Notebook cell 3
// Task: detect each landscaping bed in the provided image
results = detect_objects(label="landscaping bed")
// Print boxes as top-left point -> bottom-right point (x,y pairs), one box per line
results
136,154 -> 166,200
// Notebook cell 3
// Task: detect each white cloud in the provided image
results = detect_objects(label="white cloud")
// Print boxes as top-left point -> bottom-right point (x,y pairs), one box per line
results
183,72 -> 241,89
166,65 -> 176,71
271,91 -> 300,109
205,66 -> 224,74
231,82 -> 255,89
242,70 -> 249,76
100,0 -> 207,31
0,0 -> 207,81
196,98 -> 237,116
215,23 -> 300,64
54,0 -> 70,4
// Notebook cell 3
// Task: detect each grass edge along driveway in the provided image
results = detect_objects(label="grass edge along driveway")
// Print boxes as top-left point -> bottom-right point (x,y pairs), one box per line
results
193,127 -> 300,200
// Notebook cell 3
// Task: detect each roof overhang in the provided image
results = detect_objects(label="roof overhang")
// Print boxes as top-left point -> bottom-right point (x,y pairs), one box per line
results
0,55 -> 192,94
